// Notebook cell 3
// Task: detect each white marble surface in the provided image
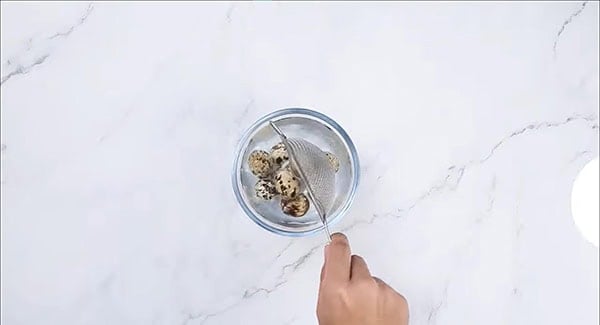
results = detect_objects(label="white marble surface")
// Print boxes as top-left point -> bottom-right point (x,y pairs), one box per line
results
1,2 -> 598,324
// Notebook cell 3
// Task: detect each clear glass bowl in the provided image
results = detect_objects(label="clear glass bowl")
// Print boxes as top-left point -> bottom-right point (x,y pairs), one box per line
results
232,108 -> 360,237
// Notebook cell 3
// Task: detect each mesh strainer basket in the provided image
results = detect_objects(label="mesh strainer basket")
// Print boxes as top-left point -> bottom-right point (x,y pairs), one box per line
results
269,121 -> 336,239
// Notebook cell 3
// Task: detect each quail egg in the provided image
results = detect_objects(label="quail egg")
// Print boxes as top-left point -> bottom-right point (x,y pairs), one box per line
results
255,179 -> 277,200
275,168 -> 300,198
270,142 -> 289,166
281,193 -> 310,217
325,152 -> 340,173
248,150 -> 272,177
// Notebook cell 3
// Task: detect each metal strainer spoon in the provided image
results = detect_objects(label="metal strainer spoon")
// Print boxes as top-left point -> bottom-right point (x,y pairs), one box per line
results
269,121 -> 336,240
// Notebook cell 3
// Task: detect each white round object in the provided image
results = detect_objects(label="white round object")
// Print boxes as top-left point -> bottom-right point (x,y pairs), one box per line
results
571,158 -> 599,247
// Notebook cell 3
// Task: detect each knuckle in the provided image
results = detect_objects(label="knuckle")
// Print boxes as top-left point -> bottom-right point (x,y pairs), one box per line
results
355,278 -> 376,290
322,283 -> 348,297
328,285 -> 350,300
372,276 -> 384,286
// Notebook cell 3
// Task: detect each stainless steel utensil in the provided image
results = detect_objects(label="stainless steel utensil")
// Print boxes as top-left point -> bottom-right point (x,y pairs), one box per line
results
269,121 -> 336,240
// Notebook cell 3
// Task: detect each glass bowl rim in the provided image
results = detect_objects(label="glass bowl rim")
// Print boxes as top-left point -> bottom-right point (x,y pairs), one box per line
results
231,107 -> 360,237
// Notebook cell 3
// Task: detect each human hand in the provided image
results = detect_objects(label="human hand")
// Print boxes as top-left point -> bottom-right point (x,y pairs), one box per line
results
317,233 -> 409,325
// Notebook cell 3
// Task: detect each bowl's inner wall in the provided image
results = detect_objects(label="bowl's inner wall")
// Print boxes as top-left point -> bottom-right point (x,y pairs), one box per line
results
238,114 -> 355,233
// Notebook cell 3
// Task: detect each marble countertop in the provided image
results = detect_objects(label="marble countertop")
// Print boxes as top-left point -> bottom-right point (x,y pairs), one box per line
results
1,2 -> 598,324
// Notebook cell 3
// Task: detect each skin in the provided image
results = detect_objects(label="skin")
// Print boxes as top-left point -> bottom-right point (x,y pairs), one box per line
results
317,233 -> 409,325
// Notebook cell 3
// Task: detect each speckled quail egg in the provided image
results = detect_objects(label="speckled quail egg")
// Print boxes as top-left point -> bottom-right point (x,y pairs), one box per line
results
255,179 -> 277,200
281,193 -> 310,217
270,142 -> 289,166
274,168 -> 301,198
248,150 -> 273,177
325,152 -> 340,173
